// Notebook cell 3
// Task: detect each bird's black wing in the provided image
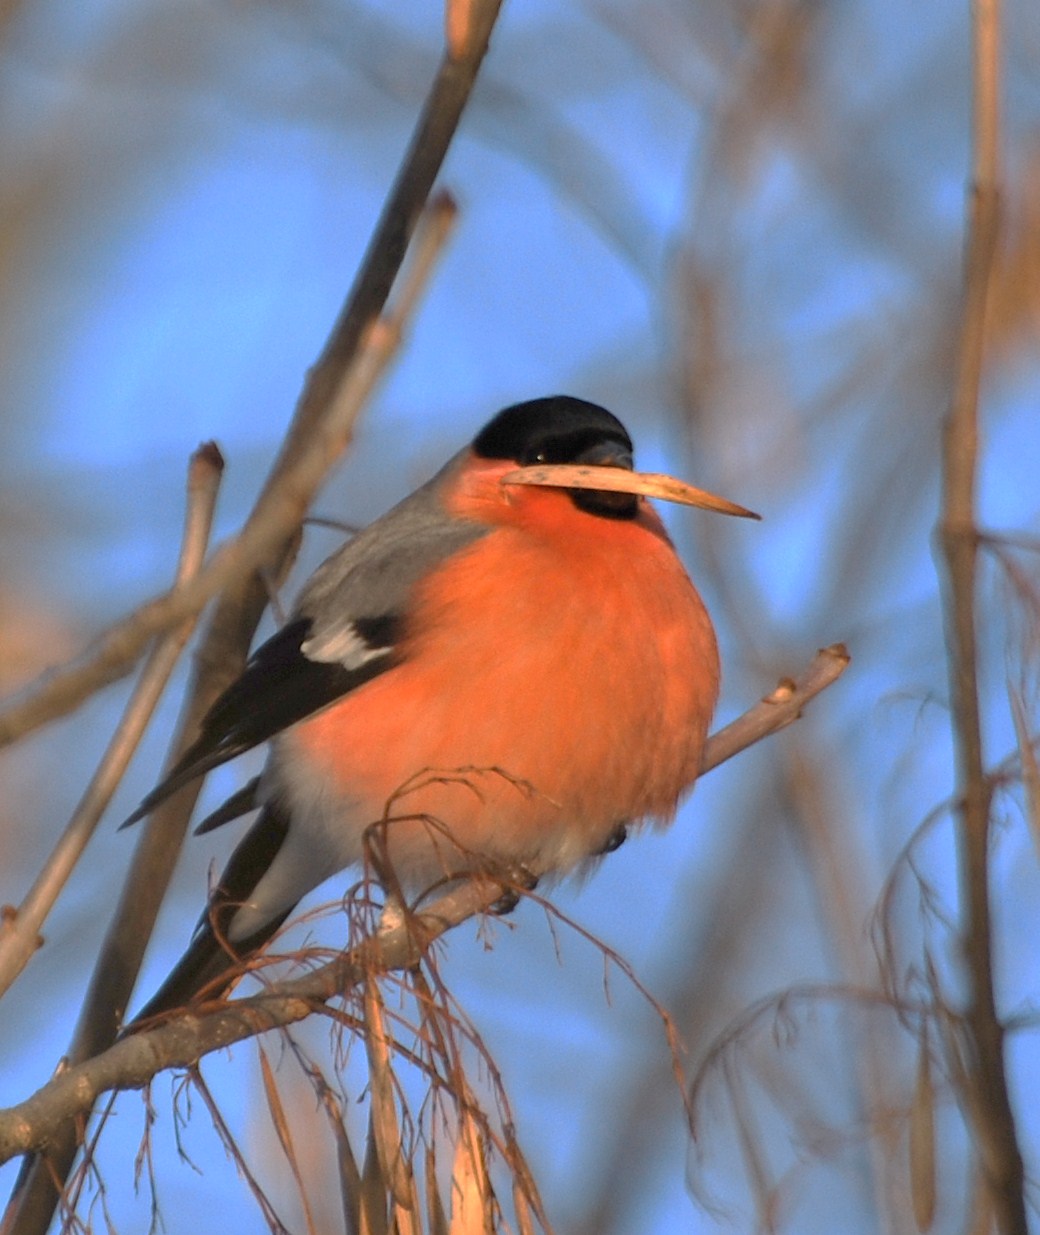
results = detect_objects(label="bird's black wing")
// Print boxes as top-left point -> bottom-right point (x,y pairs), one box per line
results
121,616 -> 393,826
123,455 -> 487,827
125,804 -> 295,1024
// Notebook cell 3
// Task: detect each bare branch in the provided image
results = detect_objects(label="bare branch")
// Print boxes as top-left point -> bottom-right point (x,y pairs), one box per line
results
0,10 -> 504,1231
0,445 -> 223,1000
935,0 -> 1026,1230
0,646 -> 848,1164
698,643 -> 849,774
0,2 -> 496,751
0,272 -> 428,750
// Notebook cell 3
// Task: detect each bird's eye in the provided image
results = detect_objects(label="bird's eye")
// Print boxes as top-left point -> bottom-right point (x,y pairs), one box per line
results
533,451 -> 548,464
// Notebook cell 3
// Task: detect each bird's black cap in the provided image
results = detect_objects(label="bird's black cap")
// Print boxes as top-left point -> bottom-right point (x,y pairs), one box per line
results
474,396 -> 638,519
473,395 -> 634,468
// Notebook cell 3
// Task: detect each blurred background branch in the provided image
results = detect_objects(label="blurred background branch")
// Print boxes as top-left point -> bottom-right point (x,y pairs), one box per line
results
936,0 -> 1027,1229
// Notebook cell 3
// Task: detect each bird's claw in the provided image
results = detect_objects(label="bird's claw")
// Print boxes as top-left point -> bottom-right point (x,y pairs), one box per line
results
489,889 -> 521,915
595,823 -> 628,855
489,864 -> 538,914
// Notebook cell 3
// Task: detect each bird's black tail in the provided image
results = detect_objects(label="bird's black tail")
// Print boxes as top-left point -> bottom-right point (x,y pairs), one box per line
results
125,804 -> 293,1029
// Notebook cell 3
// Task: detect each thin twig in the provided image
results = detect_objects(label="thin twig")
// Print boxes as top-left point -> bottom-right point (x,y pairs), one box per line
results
0,445 -> 223,1000
0,315 -> 399,749
0,646 -> 848,1163
698,643 -> 849,773
936,0 -> 1026,1230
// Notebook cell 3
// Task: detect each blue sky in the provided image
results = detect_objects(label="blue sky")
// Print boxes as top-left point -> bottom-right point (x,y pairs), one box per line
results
1,1 -> 1039,1232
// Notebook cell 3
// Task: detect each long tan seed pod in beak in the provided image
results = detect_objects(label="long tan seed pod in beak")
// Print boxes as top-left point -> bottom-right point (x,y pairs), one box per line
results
501,464 -> 760,520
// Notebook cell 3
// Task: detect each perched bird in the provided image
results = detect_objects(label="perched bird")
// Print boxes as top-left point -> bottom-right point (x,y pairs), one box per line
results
126,395 -> 756,1021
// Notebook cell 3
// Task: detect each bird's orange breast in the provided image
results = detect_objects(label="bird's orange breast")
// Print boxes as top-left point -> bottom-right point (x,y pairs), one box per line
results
278,486 -> 719,892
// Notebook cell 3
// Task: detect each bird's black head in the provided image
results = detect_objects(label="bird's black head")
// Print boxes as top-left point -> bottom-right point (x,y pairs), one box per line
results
473,395 -> 638,519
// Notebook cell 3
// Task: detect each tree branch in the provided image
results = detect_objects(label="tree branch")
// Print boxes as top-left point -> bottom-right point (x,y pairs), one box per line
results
0,0 -> 503,751
0,6 -> 490,1220
0,445 -> 223,1000
0,645 -> 849,1164
1,192 -> 462,1235
697,643 -> 849,773
936,0 -> 1026,1230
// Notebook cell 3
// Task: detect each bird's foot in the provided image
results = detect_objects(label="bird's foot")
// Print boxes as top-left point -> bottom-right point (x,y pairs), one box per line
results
595,823 -> 629,856
489,864 -> 538,915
